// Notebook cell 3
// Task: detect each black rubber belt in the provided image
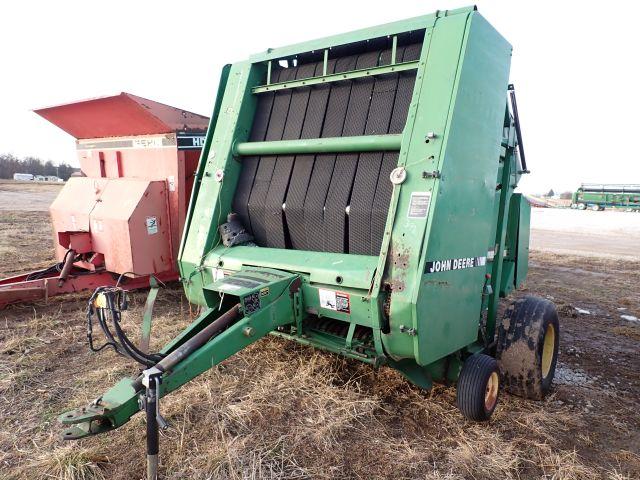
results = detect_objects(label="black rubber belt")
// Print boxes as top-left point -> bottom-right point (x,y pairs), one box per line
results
323,50 -> 379,253
247,66 -> 297,244
285,59 -> 337,250
302,54 -> 358,252
233,68 -> 282,232
234,41 -> 422,253
262,61 -> 319,248
348,47 -> 404,255
370,43 -> 422,254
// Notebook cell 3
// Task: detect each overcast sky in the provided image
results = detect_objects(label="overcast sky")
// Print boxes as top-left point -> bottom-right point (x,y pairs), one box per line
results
1,1 -> 638,193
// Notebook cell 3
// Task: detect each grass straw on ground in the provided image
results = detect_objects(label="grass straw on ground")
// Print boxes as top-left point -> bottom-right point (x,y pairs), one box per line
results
0,211 -> 638,479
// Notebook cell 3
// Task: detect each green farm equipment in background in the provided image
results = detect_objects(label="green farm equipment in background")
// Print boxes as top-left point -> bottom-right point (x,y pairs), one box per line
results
571,183 -> 640,211
59,6 -> 560,477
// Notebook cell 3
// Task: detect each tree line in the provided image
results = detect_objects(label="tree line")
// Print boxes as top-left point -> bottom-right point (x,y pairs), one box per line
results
0,153 -> 75,180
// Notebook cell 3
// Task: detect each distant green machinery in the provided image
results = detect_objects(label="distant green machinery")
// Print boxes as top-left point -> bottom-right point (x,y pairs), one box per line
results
60,7 -> 560,478
571,183 -> 640,211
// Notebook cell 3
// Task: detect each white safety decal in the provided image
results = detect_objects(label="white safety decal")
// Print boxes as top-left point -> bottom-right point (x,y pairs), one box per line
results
146,216 -> 158,235
407,192 -> 431,219
319,288 -> 351,313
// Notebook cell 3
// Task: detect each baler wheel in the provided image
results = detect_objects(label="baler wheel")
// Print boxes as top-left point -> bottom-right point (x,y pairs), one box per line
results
496,296 -> 560,400
456,354 -> 500,421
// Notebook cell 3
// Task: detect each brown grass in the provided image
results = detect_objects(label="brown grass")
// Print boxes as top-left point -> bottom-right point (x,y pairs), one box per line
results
0,289 -> 630,479
1,211 -> 638,479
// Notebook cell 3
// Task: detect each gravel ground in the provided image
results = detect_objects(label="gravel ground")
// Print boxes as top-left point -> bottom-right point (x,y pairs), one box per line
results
530,207 -> 640,259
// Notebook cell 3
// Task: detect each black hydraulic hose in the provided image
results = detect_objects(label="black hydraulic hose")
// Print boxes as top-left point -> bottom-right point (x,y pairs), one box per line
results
87,289 -> 120,353
96,309 -> 122,354
106,294 -> 163,367
133,304 -> 241,391
86,286 -> 164,365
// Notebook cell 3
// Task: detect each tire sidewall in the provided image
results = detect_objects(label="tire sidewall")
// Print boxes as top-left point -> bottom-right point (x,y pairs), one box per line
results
497,296 -> 560,399
537,303 -> 560,393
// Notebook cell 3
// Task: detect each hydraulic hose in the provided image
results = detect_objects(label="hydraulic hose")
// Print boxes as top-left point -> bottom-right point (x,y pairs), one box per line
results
87,286 -> 165,366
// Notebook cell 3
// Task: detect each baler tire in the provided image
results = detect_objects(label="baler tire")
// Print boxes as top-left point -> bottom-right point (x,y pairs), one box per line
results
496,296 -> 559,400
577,203 -> 586,210
456,354 -> 500,422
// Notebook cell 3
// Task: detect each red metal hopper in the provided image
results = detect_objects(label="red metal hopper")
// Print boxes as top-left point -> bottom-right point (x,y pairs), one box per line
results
0,93 -> 209,308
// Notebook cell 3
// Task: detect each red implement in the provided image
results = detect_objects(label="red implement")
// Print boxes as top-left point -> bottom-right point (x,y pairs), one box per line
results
0,93 -> 209,308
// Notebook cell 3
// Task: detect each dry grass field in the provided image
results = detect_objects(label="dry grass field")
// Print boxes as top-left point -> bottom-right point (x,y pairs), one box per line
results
0,183 -> 638,479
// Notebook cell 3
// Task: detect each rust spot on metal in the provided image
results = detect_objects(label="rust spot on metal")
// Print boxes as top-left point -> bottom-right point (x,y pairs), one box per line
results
388,242 -> 412,292
289,277 -> 302,296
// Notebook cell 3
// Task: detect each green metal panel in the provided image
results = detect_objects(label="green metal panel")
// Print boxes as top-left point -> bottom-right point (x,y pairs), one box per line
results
247,8 -> 475,63
178,64 -> 232,258
179,60 -> 264,306
500,193 -> 530,296
206,246 -> 377,290
380,11 -> 512,365
516,195 -> 531,288
253,61 -> 419,93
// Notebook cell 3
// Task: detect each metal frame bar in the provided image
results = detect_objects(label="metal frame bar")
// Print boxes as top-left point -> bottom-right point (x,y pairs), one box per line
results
234,134 -> 402,156
253,60 -> 419,94
248,7 -> 473,62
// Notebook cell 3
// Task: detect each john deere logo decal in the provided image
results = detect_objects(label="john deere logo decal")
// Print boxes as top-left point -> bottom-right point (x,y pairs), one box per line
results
425,256 -> 487,274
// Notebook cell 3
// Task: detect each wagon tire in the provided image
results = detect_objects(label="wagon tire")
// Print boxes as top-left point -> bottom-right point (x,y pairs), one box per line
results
496,296 -> 559,400
456,354 -> 500,421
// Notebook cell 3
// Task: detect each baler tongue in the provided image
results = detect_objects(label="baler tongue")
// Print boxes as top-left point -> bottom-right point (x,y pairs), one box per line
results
59,268 -> 300,447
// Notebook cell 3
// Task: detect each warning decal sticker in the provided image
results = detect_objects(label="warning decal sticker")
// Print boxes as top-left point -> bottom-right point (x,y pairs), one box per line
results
318,288 -> 351,314
146,216 -> 158,235
243,292 -> 261,315
407,192 -> 431,219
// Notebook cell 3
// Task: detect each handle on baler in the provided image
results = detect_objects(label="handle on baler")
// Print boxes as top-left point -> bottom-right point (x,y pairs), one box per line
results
508,84 -> 529,174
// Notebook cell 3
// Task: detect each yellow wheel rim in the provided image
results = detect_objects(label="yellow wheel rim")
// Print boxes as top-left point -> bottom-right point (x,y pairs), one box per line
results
484,371 -> 499,411
541,323 -> 556,379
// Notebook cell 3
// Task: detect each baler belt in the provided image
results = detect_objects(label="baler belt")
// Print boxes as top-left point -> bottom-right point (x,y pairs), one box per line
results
349,48 -> 404,254
247,66 -> 297,244
302,54 -> 358,252
263,61 -> 320,248
285,59 -> 337,250
233,68 -> 283,233
234,41 -> 422,254
371,43 -> 422,254
323,50 -> 380,253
